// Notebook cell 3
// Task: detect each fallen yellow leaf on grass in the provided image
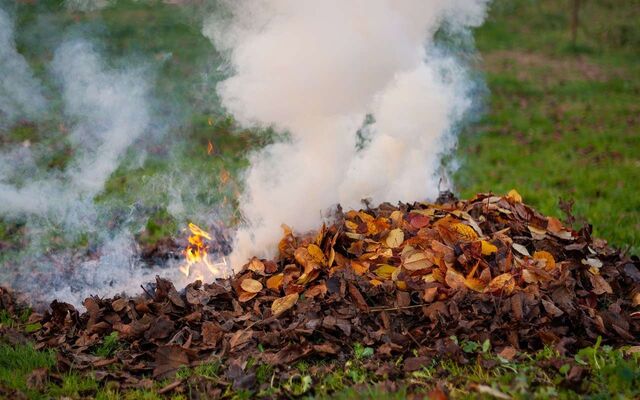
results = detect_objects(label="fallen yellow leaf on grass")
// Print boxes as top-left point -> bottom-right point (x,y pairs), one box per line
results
271,293 -> 299,316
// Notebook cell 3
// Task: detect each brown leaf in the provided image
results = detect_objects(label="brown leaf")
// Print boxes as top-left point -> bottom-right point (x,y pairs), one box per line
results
153,345 -> 189,379
348,283 -> 369,312
589,273 -> 613,295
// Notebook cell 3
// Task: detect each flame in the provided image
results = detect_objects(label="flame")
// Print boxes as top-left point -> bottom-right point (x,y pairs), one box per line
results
179,222 -> 228,280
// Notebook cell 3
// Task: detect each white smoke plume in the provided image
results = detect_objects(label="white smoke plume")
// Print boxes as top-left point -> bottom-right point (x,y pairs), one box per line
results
0,8 -> 47,127
204,0 -> 488,267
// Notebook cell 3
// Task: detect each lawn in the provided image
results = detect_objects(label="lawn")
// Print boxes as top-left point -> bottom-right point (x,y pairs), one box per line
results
0,0 -> 638,398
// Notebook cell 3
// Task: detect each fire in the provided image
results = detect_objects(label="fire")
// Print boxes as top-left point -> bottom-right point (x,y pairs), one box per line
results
179,222 -> 228,281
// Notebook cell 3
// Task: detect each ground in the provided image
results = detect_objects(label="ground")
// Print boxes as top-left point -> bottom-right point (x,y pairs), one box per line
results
0,0 -> 639,398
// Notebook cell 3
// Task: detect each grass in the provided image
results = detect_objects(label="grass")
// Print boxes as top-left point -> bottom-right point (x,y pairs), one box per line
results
455,0 -> 640,254
0,0 -> 638,398
0,336 -> 638,399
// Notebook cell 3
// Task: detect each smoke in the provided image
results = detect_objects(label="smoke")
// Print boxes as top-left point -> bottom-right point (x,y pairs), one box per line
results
0,8 -> 47,127
204,0 -> 488,267
0,29 -> 173,305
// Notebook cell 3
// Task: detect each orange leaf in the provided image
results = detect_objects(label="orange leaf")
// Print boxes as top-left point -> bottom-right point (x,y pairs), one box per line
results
266,273 -> 284,291
351,260 -> 370,276
533,251 -> 556,271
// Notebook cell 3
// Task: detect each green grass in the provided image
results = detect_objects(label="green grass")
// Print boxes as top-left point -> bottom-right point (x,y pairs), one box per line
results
1,339 -> 638,399
455,0 -> 640,254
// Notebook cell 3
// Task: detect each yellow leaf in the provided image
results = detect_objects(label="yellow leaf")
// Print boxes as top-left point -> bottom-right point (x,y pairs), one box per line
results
373,264 -> 396,280
452,223 -> 478,241
481,240 -> 498,256
266,273 -> 284,290
240,278 -> 263,294
533,251 -> 556,271
385,228 -> 404,248
507,189 -> 523,203
369,279 -> 383,286
307,244 -> 326,264
271,293 -> 299,316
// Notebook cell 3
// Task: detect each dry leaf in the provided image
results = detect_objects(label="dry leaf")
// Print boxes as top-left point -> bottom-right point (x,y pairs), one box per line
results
403,251 -> 433,271
452,223 -> 478,241
481,240 -> 498,256
266,273 -> 284,290
248,258 -> 265,274
271,293 -> 299,316
445,269 -> 466,290
507,189 -> 523,203
512,243 -> 530,256
374,264 -> 397,280
533,251 -> 556,271
385,228 -> 404,248
240,278 -> 263,293
485,273 -> 516,295
307,244 -> 326,264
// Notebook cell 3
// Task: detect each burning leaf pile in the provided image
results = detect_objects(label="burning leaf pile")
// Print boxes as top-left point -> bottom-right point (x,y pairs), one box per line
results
1,192 -> 639,396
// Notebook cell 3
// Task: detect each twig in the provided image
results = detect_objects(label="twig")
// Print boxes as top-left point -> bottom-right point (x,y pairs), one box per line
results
369,304 -> 424,312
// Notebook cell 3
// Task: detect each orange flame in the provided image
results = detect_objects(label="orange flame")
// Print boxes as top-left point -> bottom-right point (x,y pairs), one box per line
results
179,223 -> 228,281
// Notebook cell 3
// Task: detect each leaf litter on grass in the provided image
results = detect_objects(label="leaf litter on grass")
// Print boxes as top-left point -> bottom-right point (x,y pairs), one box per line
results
0,191 -> 639,397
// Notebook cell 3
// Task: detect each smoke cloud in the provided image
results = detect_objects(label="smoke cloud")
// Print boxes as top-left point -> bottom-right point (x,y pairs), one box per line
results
0,8 -> 47,127
204,0 -> 488,267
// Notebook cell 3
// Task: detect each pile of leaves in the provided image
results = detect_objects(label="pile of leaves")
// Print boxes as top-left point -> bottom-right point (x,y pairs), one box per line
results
1,191 -> 639,397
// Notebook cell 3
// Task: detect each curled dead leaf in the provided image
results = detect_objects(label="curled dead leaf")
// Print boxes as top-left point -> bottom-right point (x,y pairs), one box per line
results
271,293 -> 299,316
